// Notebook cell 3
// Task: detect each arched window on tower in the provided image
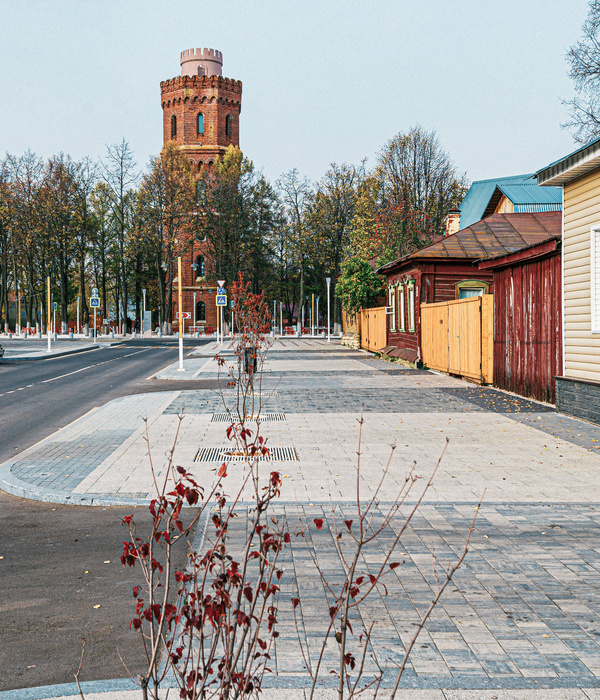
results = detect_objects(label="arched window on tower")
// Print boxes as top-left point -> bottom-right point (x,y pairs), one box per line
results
225,114 -> 232,138
195,255 -> 205,277
197,113 -> 204,135
171,115 -> 177,139
196,301 -> 206,322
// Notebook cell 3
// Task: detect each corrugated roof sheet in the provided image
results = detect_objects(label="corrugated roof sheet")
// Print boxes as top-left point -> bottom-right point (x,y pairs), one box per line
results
459,174 -> 534,228
496,183 -> 562,206
459,175 -> 562,228
377,212 -> 562,274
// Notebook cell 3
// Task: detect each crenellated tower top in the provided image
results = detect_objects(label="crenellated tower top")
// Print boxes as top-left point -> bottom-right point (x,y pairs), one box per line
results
180,48 -> 223,78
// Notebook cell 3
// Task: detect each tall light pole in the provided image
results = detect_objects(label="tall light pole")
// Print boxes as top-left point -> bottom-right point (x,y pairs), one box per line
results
177,256 -> 184,371
316,296 -> 320,335
16,281 -> 20,336
326,277 -> 331,343
273,299 -> 276,336
193,291 -> 197,332
47,276 -> 52,352
280,301 -> 283,335
77,296 -> 80,335
142,288 -> 146,335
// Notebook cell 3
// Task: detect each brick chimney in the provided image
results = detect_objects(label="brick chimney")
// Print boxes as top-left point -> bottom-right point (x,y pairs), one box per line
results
445,207 -> 461,236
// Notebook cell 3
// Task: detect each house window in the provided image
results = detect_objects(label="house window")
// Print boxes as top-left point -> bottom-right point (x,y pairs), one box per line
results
170,115 -> 177,139
455,280 -> 489,299
225,114 -> 232,138
196,301 -> 206,322
407,280 -> 416,332
197,113 -> 204,135
388,285 -> 396,332
195,255 -> 205,277
398,284 -> 406,332
592,228 -> 600,332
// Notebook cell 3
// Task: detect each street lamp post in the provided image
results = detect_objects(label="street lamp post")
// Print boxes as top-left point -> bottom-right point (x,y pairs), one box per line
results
326,277 -> 331,343
16,281 -> 20,336
77,296 -> 80,335
316,296 -> 320,336
273,299 -> 276,336
280,301 -> 283,336
47,276 -> 52,352
142,288 -> 146,335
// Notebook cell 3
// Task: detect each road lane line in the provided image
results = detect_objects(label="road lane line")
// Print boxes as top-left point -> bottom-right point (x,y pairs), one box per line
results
0,347 -> 158,395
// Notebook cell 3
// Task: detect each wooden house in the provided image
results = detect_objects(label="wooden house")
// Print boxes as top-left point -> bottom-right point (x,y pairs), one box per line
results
537,138 -> 600,423
377,212 -> 562,364
479,234 -> 562,403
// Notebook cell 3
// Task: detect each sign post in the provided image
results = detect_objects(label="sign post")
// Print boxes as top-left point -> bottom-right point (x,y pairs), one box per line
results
177,256 -> 184,371
90,296 -> 100,338
193,291 -> 197,333
216,280 -> 226,343
47,277 -> 51,351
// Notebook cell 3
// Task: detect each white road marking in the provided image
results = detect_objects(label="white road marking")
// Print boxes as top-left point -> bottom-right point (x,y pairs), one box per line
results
1,348 -> 153,394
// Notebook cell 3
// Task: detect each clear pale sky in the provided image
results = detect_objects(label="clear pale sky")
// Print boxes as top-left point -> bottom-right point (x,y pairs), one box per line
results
0,0 -> 590,185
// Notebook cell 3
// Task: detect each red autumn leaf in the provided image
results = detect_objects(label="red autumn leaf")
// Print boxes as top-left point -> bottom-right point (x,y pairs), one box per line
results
218,463 -> 227,478
122,515 -> 133,525
343,519 -> 353,531
390,562 -> 401,569
313,519 -> 324,530
291,597 -> 300,608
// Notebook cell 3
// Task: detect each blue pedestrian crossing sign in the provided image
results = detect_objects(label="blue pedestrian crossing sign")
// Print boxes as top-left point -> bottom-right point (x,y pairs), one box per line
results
216,295 -> 227,306
90,297 -> 100,308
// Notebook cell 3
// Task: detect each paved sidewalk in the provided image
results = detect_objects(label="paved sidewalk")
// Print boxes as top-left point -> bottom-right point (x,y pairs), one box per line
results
4,339 -> 600,698
0,338 -> 102,360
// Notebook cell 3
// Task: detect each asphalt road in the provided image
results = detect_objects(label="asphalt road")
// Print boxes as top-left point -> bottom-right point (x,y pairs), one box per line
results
0,338 -> 209,691
0,490 -> 196,691
0,338 -> 215,465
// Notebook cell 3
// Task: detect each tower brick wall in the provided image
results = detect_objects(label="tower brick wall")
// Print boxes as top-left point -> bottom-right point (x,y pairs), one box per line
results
160,75 -> 242,169
161,48 -> 241,332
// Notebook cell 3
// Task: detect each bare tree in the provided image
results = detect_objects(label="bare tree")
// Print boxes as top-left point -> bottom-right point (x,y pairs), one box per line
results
377,126 -> 467,242
101,139 -> 137,332
564,1 -> 600,142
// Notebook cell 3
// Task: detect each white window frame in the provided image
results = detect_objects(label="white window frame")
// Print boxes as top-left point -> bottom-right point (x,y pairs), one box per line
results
398,283 -> 406,332
407,280 -> 416,332
592,227 -> 600,333
388,285 -> 397,331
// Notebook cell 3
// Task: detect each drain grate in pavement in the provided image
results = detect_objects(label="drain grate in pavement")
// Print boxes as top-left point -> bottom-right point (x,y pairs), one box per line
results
211,413 -> 286,422
223,390 -> 279,398
195,446 -> 298,462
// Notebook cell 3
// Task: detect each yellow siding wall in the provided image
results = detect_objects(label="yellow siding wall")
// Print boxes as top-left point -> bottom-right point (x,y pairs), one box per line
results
564,167 -> 600,381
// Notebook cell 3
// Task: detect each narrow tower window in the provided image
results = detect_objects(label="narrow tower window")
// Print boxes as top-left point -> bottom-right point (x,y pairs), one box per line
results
195,255 -> 205,276
197,113 -> 204,135
196,301 -> 206,322
225,114 -> 232,138
171,115 -> 177,139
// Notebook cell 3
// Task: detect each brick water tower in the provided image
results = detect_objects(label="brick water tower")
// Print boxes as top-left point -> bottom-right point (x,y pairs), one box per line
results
160,48 -> 242,331
160,48 -> 242,169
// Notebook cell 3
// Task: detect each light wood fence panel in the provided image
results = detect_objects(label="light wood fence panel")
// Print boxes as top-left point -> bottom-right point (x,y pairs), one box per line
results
360,306 -> 387,352
421,295 -> 493,383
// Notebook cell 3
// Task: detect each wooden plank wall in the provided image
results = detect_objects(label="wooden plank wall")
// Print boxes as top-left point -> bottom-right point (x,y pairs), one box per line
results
360,306 -> 387,352
493,253 -> 561,403
421,296 -> 493,383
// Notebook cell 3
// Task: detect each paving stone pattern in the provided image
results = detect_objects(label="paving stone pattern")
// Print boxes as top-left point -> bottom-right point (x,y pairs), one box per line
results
206,502 -> 600,690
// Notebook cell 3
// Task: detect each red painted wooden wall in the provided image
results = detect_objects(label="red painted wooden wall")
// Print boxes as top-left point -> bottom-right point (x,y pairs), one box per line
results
491,251 -> 562,403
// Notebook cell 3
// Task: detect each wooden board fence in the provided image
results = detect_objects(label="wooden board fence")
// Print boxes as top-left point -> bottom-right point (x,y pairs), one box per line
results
421,295 -> 493,383
360,306 -> 387,352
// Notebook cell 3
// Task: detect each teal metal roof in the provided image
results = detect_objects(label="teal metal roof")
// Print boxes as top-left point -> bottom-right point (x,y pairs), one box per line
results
459,174 -> 561,228
496,184 -> 562,208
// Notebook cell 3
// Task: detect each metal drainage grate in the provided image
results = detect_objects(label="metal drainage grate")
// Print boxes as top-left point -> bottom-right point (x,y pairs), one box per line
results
211,413 -> 286,423
223,390 -> 279,398
195,446 -> 298,463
